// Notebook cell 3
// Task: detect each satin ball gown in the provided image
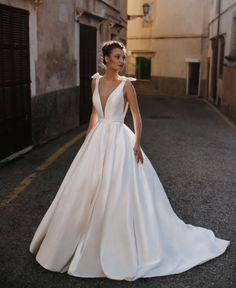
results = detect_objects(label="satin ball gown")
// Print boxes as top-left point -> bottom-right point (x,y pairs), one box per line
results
29,72 -> 230,281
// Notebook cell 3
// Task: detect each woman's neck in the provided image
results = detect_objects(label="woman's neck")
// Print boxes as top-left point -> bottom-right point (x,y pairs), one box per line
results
103,69 -> 119,81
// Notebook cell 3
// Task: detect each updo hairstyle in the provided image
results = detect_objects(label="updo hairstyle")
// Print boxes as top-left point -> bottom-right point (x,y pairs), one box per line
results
101,40 -> 126,66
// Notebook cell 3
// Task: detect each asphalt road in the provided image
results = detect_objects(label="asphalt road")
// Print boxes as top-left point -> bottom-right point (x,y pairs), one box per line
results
0,95 -> 235,288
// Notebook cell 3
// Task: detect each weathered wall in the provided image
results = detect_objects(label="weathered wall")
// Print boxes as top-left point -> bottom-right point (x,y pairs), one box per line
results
0,0 -> 127,148
36,1 -> 77,94
32,0 -> 79,145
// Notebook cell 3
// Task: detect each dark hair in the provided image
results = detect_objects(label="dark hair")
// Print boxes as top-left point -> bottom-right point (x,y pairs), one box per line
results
101,40 -> 126,65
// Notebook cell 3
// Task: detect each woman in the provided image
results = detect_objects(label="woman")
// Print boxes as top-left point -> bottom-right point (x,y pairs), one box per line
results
29,41 -> 230,281
86,42 -> 143,165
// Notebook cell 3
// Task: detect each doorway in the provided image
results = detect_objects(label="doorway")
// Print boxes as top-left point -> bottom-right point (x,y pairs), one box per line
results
79,24 -> 97,124
188,62 -> 200,95
136,57 -> 151,80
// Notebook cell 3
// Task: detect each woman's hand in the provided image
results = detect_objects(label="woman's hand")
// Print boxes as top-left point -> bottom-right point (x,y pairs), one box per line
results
133,143 -> 144,164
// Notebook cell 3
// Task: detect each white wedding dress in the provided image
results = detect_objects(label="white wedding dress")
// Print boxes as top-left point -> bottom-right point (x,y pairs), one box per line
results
29,72 -> 230,281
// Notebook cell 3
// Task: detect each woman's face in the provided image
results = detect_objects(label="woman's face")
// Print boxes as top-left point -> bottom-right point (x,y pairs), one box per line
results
105,48 -> 126,72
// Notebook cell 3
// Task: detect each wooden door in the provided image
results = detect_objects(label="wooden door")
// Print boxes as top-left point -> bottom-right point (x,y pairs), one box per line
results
0,4 -> 32,160
79,24 -> 97,124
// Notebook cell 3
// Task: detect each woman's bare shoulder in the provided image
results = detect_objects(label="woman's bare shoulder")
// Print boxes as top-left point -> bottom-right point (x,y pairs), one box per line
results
119,75 -> 136,82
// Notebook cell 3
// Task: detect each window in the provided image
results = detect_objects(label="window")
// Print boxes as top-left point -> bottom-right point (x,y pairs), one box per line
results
136,57 -> 151,80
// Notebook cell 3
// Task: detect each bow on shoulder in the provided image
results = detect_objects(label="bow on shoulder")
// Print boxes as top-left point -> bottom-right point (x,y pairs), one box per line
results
91,72 -> 101,79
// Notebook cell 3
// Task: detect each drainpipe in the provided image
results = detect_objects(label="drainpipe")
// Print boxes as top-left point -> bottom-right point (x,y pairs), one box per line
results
215,0 -> 221,105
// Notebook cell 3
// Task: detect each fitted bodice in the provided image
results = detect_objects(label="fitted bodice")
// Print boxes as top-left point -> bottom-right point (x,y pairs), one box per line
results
91,72 -> 136,123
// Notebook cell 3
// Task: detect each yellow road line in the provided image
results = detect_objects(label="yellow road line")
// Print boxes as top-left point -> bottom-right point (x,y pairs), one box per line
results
203,99 -> 236,132
0,130 -> 86,208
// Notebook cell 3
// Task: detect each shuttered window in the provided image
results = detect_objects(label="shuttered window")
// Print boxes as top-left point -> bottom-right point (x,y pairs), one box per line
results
0,4 -> 32,160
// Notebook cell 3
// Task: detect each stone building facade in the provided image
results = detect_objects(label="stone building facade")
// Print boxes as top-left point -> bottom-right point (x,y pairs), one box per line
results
209,0 -> 236,120
0,0 -> 127,161
127,0 -> 210,98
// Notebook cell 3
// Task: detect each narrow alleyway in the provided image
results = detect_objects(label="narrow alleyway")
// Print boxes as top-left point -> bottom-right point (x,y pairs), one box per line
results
0,95 -> 235,288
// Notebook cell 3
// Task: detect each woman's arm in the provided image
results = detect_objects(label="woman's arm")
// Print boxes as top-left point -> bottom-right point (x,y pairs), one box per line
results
124,81 -> 144,164
85,79 -> 98,138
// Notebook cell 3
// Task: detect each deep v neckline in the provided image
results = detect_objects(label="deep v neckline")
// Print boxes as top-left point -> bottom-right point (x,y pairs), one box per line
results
98,76 -> 124,118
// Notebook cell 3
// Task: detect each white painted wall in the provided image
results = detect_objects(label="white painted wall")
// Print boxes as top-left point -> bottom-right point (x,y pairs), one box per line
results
127,0 -> 210,79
